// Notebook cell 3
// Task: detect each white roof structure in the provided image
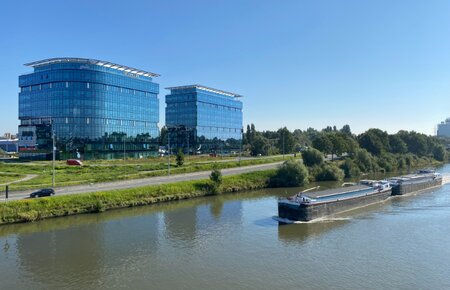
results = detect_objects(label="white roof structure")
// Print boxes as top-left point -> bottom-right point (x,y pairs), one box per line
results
166,85 -> 243,98
24,57 -> 160,78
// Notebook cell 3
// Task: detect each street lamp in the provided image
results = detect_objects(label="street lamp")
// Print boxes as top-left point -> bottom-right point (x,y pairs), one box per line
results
123,133 -> 126,161
239,127 -> 243,166
51,119 -> 55,189
167,130 -> 171,176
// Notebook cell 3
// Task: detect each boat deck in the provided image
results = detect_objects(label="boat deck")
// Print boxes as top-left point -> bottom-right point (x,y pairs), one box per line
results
305,185 -> 371,198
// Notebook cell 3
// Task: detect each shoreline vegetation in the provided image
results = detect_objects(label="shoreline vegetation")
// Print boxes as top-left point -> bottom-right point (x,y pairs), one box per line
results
0,155 -> 443,225
0,170 -> 275,225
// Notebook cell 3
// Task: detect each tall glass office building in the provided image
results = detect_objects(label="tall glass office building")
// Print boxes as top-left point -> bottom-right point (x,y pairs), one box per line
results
165,85 -> 243,154
18,58 -> 160,159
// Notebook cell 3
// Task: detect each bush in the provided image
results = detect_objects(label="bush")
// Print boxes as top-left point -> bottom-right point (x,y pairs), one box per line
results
301,148 -> 324,167
269,159 -> 309,187
376,153 -> 397,172
339,159 -> 361,178
209,164 -> 223,194
310,163 -> 345,181
176,149 -> 184,166
354,149 -> 379,173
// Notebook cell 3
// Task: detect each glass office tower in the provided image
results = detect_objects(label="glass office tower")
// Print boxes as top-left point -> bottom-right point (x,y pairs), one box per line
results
165,85 -> 243,154
18,58 -> 160,159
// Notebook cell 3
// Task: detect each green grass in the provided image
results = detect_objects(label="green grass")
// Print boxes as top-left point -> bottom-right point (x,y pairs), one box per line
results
1,156 -> 286,190
0,169 -> 277,224
0,173 -> 25,185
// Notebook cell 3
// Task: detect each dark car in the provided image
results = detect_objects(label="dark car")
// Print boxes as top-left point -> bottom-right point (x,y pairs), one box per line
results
30,188 -> 55,198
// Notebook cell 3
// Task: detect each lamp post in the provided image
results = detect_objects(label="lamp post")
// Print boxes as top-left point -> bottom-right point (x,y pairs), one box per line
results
52,126 -> 55,189
123,133 -> 126,161
239,127 -> 243,166
167,129 -> 171,176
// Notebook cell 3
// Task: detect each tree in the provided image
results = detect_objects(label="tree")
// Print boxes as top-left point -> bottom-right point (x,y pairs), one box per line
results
209,164 -> 223,194
250,135 -> 270,156
327,132 -> 346,160
312,134 -> 332,155
340,159 -> 361,178
358,129 -> 389,156
389,135 -> 407,154
176,148 -> 184,166
159,126 -> 168,146
397,131 -> 427,156
310,163 -> 345,181
433,144 -> 447,161
340,124 -> 352,136
277,127 -> 296,154
269,159 -> 309,187
301,148 -> 324,167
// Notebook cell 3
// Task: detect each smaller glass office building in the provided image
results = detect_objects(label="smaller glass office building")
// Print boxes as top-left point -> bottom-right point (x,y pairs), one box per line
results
165,85 -> 243,154
18,58 -> 160,159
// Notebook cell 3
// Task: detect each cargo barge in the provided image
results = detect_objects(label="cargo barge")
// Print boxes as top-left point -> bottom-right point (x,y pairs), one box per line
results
277,169 -> 443,223
388,169 -> 442,195
277,181 -> 392,222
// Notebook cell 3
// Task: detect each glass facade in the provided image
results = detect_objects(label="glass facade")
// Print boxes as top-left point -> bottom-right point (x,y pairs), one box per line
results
165,85 -> 243,154
18,58 -> 160,159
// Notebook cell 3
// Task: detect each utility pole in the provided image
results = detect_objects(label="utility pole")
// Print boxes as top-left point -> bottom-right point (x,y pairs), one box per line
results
282,130 -> 285,160
186,127 -> 189,156
123,133 -> 126,161
52,119 -> 55,189
239,127 -> 243,166
167,129 -> 171,176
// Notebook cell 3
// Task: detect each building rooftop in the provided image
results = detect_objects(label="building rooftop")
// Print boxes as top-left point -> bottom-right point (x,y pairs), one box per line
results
24,57 -> 160,78
166,85 -> 243,98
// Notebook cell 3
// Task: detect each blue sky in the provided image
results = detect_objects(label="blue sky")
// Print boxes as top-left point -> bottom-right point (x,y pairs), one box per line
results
1,0 -> 449,135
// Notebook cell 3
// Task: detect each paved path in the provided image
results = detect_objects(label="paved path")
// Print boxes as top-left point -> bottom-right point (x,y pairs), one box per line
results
3,162 -> 283,201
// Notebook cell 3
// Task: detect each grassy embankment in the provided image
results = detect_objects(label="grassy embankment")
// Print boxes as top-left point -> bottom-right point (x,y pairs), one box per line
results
0,173 -> 26,185
0,169 -> 276,224
0,156 -> 286,191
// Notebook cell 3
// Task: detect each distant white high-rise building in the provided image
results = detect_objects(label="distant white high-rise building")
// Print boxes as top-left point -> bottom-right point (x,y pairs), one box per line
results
437,118 -> 450,137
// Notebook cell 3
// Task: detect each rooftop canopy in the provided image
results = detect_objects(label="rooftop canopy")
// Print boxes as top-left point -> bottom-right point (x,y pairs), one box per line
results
24,57 -> 160,78
165,84 -> 243,98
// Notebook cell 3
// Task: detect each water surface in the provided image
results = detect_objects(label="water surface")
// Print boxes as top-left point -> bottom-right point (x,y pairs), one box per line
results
1,166 -> 450,289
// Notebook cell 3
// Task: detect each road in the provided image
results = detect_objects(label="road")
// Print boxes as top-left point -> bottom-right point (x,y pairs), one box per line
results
4,161 -> 284,201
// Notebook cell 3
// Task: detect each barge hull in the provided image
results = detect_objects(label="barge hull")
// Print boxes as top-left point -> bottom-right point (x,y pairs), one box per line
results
391,178 -> 442,195
278,190 -> 392,222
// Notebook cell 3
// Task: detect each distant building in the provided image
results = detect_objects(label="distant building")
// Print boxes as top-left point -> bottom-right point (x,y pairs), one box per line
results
0,139 -> 18,153
165,85 -> 243,154
437,118 -> 450,137
18,57 -> 160,160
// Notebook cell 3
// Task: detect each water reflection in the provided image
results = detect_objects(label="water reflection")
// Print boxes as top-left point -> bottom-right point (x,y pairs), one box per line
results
277,219 -> 349,245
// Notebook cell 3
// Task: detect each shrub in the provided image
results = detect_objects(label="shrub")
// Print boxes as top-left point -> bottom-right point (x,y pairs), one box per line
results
310,163 -> 345,181
176,149 -> 185,166
269,159 -> 309,187
301,148 -> 324,167
354,149 -> 379,173
209,164 -> 223,194
376,153 -> 397,172
339,159 -> 361,178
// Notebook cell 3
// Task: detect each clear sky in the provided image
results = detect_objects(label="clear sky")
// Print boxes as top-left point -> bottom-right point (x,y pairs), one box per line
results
1,0 -> 449,135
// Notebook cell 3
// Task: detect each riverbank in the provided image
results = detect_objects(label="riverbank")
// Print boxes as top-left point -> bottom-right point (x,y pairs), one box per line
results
0,169 -> 276,224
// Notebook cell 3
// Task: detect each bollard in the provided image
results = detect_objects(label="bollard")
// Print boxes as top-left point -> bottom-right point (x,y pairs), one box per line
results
5,185 -> 8,200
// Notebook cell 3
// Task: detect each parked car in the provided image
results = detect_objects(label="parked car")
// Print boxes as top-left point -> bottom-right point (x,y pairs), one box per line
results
30,188 -> 55,198
66,159 -> 83,166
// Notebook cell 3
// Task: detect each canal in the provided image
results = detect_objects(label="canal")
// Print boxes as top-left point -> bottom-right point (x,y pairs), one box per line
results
1,166 -> 450,289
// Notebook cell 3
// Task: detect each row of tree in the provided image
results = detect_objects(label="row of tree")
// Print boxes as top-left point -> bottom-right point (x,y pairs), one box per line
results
243,124 -> 448,162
